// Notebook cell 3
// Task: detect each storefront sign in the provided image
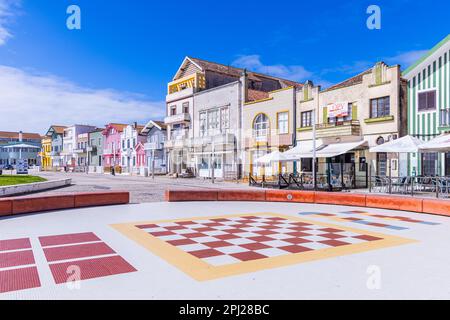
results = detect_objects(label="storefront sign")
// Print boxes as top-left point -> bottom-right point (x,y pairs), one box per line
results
327,102 -> 348,118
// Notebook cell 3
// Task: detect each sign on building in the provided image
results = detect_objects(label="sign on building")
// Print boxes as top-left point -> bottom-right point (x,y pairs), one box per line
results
327,102 -> 349,118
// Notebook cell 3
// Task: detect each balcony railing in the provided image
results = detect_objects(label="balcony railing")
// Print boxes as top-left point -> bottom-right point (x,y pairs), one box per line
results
144,142 -> 164,150
315,120 -> 361,139
165,113 -> 191,125
440,109 -> 450,127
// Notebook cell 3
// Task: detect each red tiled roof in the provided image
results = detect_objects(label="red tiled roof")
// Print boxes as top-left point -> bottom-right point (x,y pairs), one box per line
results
0,131 -> 41,140
51,126 -> 67,134
323,69 -> 372,92
247,89 -> 270,102
188,57 -> 303,89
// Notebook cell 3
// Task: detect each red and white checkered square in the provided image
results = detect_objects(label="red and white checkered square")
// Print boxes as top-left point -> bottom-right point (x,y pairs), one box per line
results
137,215 -> 384,267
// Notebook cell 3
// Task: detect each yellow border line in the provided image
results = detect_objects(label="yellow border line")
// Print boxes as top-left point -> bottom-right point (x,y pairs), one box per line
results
111,213 -> 416,281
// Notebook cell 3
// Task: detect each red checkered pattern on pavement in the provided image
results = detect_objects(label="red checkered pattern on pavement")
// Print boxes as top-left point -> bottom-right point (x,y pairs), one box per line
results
136,215 -> 384,266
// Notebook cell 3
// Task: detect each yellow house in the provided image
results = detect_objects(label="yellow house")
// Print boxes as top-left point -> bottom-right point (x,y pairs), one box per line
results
40,136 -> 52,170
242,86 -> 298,177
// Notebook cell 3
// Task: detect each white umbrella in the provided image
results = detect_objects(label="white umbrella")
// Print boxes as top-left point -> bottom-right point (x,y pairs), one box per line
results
369,135 -> 423,153
419,134 -> 450,152
283,140 -> 323,160
255,151 -> 287,164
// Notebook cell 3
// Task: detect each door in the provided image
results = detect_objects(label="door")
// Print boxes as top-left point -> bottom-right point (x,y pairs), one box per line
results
377,153 -> 387,176
445,153 -> 450,176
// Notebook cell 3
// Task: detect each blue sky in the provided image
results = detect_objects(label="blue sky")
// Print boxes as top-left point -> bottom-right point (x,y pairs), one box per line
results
0,0 -> 449,133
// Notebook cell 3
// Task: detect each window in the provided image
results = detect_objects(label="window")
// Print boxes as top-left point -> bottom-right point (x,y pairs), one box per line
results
370,96 -> 390,118
199,112 -> 207,137
182,102 -> 189,114
253,113 -> 269,138
422,153 -> 438,176
220,107 -> 230,133
207,109 -> 220,136
127,139 -> 130,149
301,111 -> 312,128
277,112 -> 288,134
170,105 -> 176,116
418,90 -> 436,111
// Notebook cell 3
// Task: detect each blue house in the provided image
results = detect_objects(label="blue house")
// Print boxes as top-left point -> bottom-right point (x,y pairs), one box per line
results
141,120 -> 168,175
0,131 -> 42,168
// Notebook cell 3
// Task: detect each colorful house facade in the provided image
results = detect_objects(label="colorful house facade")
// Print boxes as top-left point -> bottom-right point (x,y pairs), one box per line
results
242,86 -> 298,177
0,131 -> 42,168
61,125 -> 97,169
142,120 -> 168,175
120,123 -> 146,174
404,34 -> 450,176
165,56 -> 301,179
45,125 -> 66,169
296,62 -> 407,183
40,136 -> 52,170
88,129 -> 104,173
102,123 -> 127,173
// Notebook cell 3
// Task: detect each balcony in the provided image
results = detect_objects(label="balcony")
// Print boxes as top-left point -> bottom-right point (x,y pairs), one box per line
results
164,113 -> 191,125
440,109 -> 450,128
315,120 -> 361,139
50,151 -> 60,157
144,142 -> 164,150
73,148 -> 87,154
166,87 -> 194,103
191,133 -> 235,147
86,146 -> 97,153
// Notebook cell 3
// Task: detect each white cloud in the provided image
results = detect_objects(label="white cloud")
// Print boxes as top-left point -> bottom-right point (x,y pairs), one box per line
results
232,55 -> 313,82
0,65 -> 165,133
385,50 -> 429,69
0,0 -> 19,46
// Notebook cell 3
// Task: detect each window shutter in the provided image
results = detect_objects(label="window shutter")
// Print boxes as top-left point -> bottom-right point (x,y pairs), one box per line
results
322,107 -> 328,123
352,103 -> 358,120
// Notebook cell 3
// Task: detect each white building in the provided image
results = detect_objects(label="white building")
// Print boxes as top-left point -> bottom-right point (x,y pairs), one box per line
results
61,125 -> 97,169
164,56 -> 301,179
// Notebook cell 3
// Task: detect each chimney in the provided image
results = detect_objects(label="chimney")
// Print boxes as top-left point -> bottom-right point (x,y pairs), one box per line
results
19,131 -> 23,142
240,69 -> 248,103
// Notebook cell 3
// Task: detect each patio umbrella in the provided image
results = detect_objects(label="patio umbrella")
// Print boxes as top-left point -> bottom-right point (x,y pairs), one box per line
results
418,134 -> 450,152
282,140 -> 323,160
255,151 -> 287,164
369,135 -> 423,153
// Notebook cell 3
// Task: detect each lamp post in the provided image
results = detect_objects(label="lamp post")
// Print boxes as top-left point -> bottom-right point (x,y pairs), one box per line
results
312,109 -> 317,190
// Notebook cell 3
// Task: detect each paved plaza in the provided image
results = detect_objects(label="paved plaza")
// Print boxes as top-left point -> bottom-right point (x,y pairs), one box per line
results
33,172 -> 253,203
1,200 -> 449,299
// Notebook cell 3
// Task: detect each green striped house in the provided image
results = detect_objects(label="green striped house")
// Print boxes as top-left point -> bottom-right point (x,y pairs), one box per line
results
403,34 -> 450,176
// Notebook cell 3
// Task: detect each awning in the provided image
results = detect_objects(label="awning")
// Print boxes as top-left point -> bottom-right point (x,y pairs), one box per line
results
300,140 -> 368,158
369,135 -> 423,153
255,151 -> 287,164
418,134 -> 450,152
2,143 -> 41,149
282,140 -> 323,160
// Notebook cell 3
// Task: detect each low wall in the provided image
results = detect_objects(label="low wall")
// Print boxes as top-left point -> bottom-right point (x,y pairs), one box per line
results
165,189 -> 450,218
0,179 -> 72,197
0,191 -> 130,217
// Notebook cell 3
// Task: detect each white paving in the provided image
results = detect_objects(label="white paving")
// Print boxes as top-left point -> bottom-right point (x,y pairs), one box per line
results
0,201 -> 450,300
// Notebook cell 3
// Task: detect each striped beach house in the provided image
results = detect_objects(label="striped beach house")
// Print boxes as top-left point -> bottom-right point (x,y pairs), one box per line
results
404,34 -> 450,176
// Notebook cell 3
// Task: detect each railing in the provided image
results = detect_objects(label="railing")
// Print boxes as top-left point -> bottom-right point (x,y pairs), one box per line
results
369,175 -> 450,198
439,109 -> 450,127
315,119 -> 360,129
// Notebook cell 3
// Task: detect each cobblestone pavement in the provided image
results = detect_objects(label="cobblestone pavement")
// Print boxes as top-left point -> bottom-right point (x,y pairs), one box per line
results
33,172 -> 254,203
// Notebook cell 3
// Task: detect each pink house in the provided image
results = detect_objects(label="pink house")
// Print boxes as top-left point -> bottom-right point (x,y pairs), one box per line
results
102,123 -> 128,168
135,142 -> 146,168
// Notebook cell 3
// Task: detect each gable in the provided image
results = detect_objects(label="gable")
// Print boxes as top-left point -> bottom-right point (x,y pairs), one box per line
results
174,57 -> 203,80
